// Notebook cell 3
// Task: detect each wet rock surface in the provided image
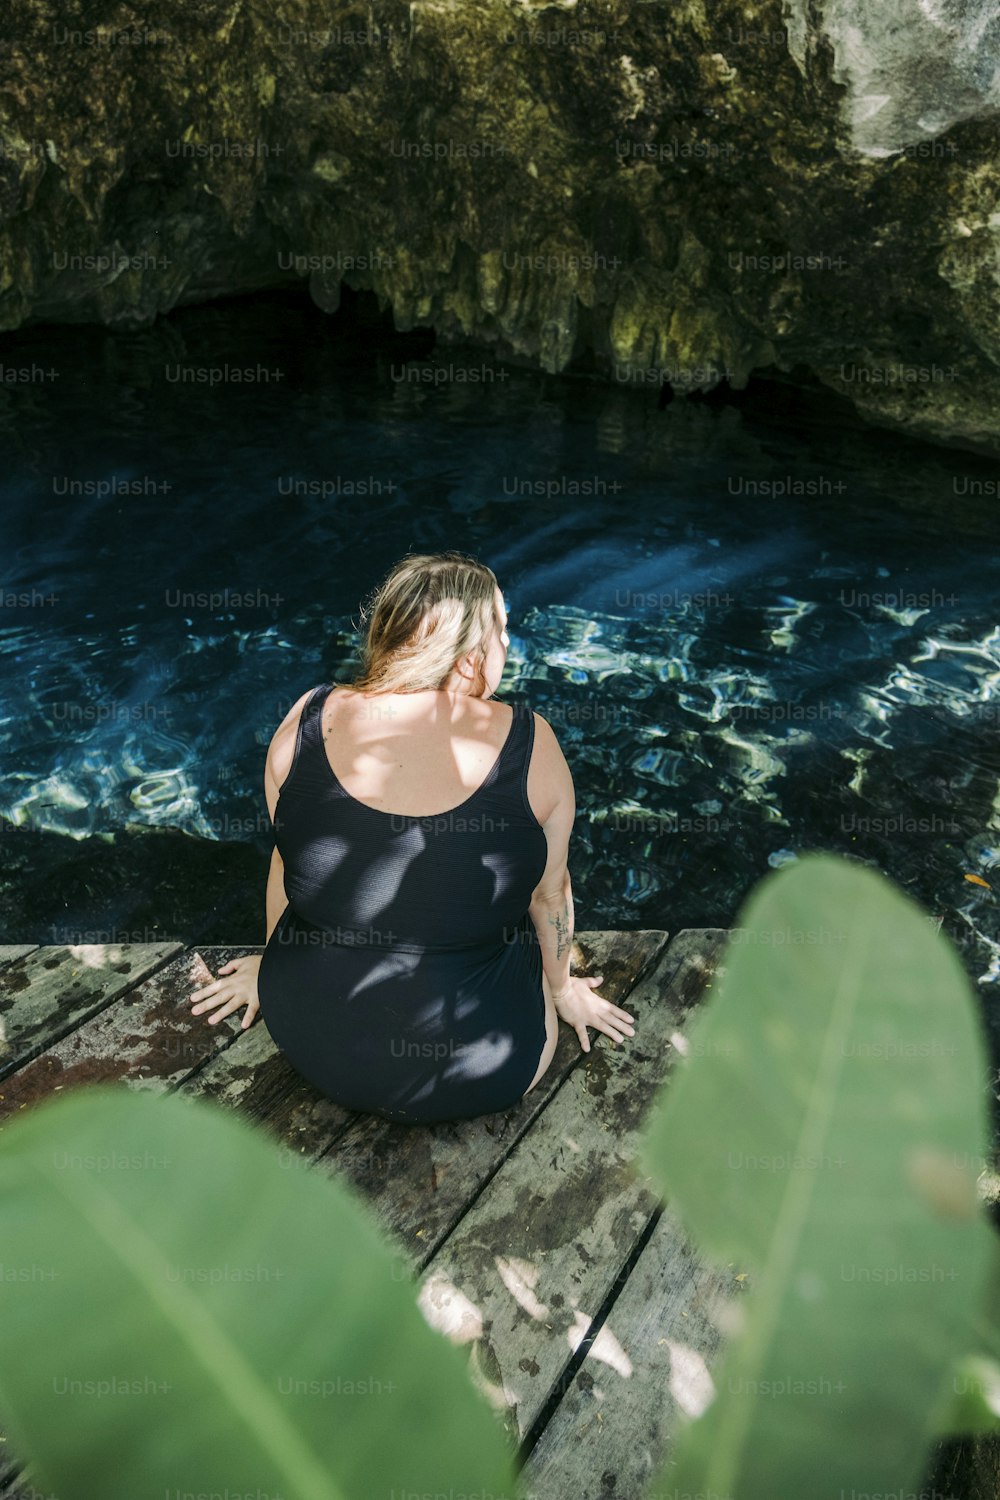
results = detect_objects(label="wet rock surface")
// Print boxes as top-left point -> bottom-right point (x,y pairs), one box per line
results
0,824 -> 267,943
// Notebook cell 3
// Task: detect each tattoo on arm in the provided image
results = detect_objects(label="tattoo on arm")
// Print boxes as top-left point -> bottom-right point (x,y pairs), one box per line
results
547,903 -> 570,961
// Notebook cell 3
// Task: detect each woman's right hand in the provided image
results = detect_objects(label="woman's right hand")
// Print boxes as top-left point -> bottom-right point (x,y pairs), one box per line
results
190,953 -> 262,1030
549,973 -> 636,1053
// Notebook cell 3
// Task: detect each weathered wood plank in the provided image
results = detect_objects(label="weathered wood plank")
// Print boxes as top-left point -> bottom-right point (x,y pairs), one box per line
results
177,997 -> 281,1108
181,931 -> 670,1195
519,1201 -> 736,1500
0,943 -> 183,1083
0,929 -> 684,1499
179,1003 -> 359,1159
175,947 -> 360,1161
0,1444 -> 38,1499
306,931 -> 671,1258
0,1457 -> 24,1497
0,948 -> 249,1129
0,947 -> 37,968
0,1449 -> 22,1497
409,930 -> 729,1447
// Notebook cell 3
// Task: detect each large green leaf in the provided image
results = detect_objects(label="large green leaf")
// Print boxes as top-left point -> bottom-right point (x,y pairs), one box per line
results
0,1084 -> 519,1500
934,1353 -> 1000,1435
930,1217 -> 1000,1436
637,852 -> 993,1499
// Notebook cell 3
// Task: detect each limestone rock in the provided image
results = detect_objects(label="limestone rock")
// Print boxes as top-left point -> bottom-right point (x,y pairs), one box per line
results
783,0 -> 1000,157
1,0 -> 999,452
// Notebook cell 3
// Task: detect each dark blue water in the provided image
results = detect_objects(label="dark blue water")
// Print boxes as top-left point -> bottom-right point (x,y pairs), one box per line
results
2,289 -> 999,988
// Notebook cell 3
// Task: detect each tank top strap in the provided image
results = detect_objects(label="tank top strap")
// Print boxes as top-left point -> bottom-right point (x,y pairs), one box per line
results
289,682 -> 332,777
490,698 -> 533,791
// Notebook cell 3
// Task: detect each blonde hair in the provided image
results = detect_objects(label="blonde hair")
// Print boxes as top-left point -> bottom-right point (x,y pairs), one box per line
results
349,551 -> 502,695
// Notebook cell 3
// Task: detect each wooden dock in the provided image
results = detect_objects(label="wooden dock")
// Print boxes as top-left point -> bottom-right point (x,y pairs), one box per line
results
0,932 -> 988,1500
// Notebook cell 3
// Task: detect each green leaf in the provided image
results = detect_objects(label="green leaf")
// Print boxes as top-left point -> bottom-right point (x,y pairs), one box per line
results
933,1353 -> 1000,1436
0,1084 -> 519,1500
637,852 -> 993,1500
929,1219 -> 1000,1436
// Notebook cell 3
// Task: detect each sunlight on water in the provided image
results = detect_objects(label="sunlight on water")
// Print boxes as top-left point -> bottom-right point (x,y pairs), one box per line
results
4,583 -> 999,978
676,669 -> 775,723
0,300 -> 998,991
882,631 -> 999,710
760,597 -> 818,651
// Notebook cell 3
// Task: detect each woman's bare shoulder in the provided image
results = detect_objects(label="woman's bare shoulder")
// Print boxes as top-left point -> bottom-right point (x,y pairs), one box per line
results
525,708 -> 574,825
528,708 -> 565,757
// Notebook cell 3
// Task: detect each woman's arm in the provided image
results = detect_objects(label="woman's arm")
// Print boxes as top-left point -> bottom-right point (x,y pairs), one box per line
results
261,688 -> 314,943
526,713 -> 636,1054
526,714 -> 577,995
190,689 -> 309,1027
529,871 -> 575,996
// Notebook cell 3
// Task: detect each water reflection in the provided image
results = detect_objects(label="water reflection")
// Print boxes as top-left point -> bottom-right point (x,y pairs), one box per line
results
0,291 -> 997,992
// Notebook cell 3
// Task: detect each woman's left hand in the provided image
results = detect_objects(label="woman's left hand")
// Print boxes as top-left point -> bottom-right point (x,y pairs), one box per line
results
190,954 -> 263,1029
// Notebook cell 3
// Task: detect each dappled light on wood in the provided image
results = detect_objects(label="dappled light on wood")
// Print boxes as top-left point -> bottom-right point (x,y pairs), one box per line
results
659,1337 -> 716,1419
417,1269 -> 484,1345
566,1310 -> 634,1379
495,1256 -> 550,1321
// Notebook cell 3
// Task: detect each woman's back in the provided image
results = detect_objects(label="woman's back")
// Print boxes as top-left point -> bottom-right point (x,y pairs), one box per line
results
269,686 -> 561,821
321,686 -> 524,816
271,683 -> 549,951
258,681 -> 555,1121
198,555 -> 631,1125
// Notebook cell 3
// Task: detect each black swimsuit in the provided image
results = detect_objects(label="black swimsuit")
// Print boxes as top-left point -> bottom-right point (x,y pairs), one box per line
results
257,685 -> 550,1124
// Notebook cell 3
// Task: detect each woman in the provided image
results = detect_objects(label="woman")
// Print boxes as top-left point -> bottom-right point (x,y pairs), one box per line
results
189,550 -> 636,1123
